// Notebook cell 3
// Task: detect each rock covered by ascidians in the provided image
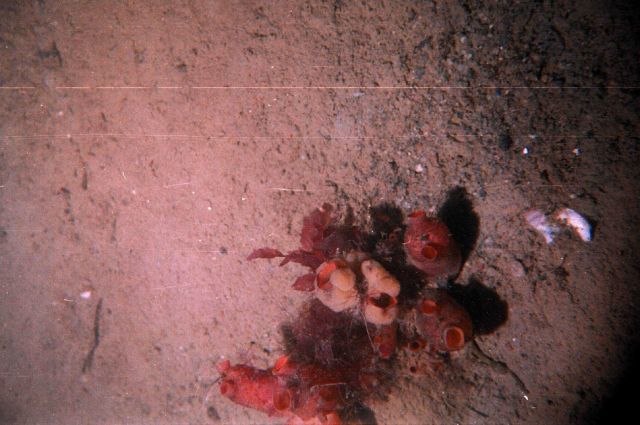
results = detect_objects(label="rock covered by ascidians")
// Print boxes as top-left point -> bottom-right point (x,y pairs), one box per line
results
219,203 -> 475,424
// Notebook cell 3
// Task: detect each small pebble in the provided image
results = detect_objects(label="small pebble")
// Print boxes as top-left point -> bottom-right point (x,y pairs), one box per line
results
509,259 -> 526,278
414,164 -> 424,173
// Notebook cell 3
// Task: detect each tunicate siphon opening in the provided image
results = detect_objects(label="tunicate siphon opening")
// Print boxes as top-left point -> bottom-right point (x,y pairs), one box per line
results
370,293 -> 394,309
273,389 -> 291,411
444,326 -> 465,350
421,245 -> 438,260
420,299 -> 438,315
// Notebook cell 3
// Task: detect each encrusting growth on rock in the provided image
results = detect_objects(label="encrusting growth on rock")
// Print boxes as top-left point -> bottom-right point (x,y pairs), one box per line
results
220,203 -> 476,424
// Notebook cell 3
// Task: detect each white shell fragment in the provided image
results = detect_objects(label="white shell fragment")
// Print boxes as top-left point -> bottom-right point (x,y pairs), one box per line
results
524,209 -> 558,244
556,208 -> 592,242
80,290 -> 92,300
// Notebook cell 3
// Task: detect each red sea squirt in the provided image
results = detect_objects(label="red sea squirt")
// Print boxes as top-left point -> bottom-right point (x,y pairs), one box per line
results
404,211 -> 462,278
217,360 -> 286,417
415,289 -> 473,353
217,357 -> 345,424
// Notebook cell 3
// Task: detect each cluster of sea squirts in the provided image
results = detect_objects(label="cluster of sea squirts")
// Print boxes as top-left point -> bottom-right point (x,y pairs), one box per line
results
217,202 -> 488,424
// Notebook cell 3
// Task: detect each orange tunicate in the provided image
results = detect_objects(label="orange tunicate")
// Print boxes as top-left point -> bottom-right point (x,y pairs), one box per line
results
316,260 -> 342,289
361,260 -> 400,325
315,259 -> 358,312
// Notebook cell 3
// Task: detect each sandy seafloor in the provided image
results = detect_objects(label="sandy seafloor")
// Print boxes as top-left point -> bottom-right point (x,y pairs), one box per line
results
1,1 -> 639,424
